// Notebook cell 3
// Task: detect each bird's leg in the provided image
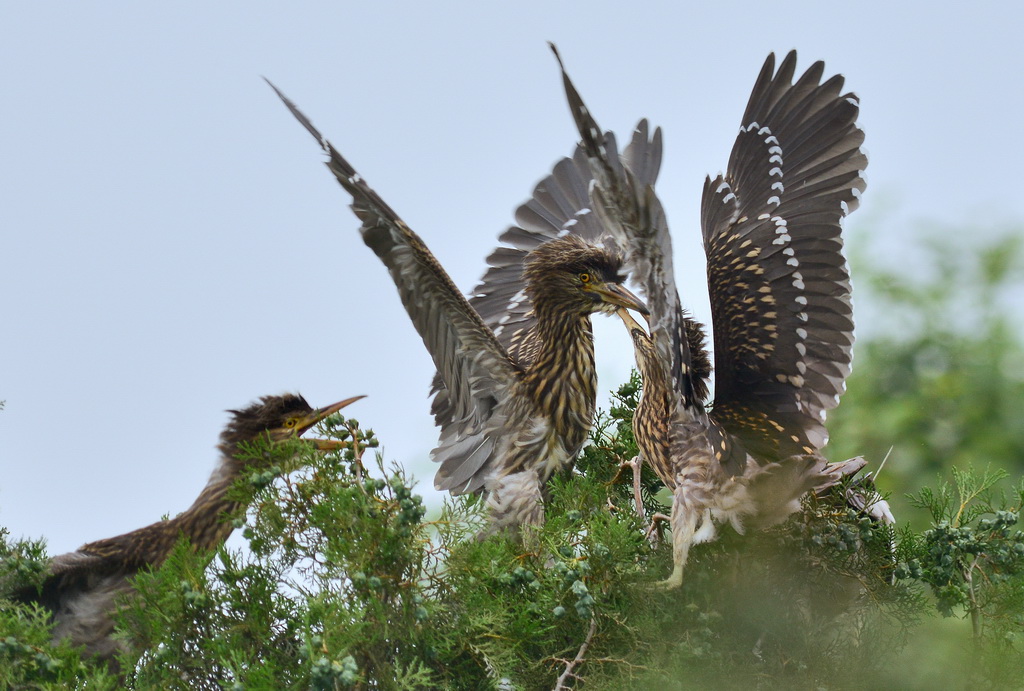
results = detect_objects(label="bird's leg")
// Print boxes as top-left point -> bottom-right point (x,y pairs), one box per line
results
478,470 -> 545,548
628,455 -> 645,521
752,632 -> 765,661
652,488 -> 700,590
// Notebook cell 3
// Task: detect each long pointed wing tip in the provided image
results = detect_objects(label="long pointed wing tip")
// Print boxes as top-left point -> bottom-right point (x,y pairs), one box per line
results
548,41 -> 564,67
263,79 -> 332,155
262,76 -> 291,108
548,43 -> 581,105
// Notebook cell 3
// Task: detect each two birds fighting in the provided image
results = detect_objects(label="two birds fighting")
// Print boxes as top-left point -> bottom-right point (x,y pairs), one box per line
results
12,45 -> 891,666
269,44 -> 890,588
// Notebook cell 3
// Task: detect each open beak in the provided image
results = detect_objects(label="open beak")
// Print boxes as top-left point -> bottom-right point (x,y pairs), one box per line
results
296,395 -> 366,450
593,282 -> 649,316
616,307 -> 649,336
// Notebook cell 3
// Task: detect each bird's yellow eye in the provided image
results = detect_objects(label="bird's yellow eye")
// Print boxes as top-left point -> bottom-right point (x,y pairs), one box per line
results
284,418 -> 298,428
579,272 -> 591,284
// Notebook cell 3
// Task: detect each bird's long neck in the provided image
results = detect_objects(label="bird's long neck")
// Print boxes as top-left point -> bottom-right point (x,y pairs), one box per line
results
169,451 -> 248,554
524,303 -> 598,449
76,447 -> 252,570
631,331 -> 675,484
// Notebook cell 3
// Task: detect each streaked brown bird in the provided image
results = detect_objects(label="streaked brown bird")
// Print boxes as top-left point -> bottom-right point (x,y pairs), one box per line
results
544,47 -> 889,587
11,393 -> 361,666
268,85 -> 648,534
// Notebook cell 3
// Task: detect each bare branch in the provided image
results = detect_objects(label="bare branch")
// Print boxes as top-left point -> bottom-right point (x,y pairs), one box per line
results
553,617 -> 598,690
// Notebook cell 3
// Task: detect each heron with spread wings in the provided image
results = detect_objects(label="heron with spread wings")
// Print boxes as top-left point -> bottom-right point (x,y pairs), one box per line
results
538,47 -> 883,588
269,86 -> 647,534
10,393 -> 361,667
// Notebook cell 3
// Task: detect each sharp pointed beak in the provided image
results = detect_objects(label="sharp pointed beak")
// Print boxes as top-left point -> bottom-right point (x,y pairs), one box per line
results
594,282 -> 649,316
616,307 -> 649,336
296,395 -> 366,446
311,395 -> 366,422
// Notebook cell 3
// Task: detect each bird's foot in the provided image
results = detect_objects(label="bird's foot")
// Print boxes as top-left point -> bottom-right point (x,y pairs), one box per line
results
649,565 -> 684,590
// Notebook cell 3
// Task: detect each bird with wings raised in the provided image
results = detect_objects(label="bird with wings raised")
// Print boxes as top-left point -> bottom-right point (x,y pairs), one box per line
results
269,85 -> 647,534
535,46 -> 883,588
10,394 -> 361,668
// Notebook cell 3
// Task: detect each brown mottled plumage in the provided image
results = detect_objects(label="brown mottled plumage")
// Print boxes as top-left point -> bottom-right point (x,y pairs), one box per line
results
11,394 -> 361,667
268,85 -> 647,533
549,46 -> 890,587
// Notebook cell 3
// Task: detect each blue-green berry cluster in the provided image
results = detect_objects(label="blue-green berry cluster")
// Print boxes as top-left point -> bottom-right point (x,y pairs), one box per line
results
178,580 -> 209,608
310,653 -> 359,688
349,571 -> 383,591
391,476 -> 426,530
808,508 -> 880,552
570,579 -> 596,619
498,566 -> 540,592
549,559 -> 595,619
248,464 -> 283,489
304,635 -> 359,688
899,512 -> 1024,616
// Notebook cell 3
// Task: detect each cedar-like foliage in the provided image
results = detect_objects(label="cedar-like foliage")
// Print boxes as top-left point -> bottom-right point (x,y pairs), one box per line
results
4,387 -> 1021,689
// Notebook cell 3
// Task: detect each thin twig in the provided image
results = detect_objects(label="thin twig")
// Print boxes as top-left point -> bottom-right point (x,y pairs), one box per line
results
875,445 -> 894,479
966,555 -> 983,642
645,512 -> 670,547
553,617 -> 598,690
347,421 -> 365,482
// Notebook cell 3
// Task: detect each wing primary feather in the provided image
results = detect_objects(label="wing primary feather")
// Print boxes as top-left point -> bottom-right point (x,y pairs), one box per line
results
268,81 -> 522,491
703,52 -> 866,461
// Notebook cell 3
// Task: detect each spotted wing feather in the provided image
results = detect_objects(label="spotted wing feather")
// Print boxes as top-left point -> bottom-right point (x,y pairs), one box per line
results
702,51 -> 865,462
470,148 -> 615,367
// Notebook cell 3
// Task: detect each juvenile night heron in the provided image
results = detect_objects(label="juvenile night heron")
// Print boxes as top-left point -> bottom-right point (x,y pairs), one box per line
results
268,86 -> 647,532
543,47 -> 888,588
10,393 -> 361,666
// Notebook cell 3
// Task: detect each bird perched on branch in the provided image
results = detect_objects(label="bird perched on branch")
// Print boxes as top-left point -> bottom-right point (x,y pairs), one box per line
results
268,85 -> 647,534
10,393 -> 361,667
541,46 -> 887,588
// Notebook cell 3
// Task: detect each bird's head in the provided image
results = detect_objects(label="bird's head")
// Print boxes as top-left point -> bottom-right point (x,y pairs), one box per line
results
219,393 -> 364,454
523,235 -> 648,318
616,307 -> 656,371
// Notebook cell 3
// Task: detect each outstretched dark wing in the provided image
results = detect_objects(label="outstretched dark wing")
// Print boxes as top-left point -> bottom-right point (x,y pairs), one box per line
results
9,549 -> 132,663
428,144 -> 608,459
467,145 -> 609,365
551,45 -> 709,411
268,82 -> 522,494
701,51 -> 865,461
429,57 -> 672,462
464,47 -> 666,367
467,130 -> 660,365
428,142 -> 610,439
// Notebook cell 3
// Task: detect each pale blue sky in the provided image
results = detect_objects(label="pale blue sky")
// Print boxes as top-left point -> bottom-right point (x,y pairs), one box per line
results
3,2 -> 1023,555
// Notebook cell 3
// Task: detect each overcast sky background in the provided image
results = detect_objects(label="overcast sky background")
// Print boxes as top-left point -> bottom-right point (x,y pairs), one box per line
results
3,3 -> 1023,556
